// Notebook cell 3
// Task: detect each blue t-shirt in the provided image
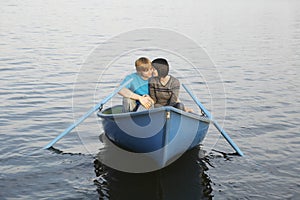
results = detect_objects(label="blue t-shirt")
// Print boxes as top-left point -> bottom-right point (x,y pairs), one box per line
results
121,73 -> 149,96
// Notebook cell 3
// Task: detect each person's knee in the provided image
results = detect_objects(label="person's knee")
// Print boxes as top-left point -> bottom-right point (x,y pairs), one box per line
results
174,102 -> 185,111
122,98 -> 137,112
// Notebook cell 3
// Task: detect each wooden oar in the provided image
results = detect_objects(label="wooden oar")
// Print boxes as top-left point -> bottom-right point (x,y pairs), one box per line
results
182,84 -> 244,156
43,79 -> 132,149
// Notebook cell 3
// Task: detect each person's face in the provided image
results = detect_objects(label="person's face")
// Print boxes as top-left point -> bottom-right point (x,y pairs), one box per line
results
152,68 -> 158,77
139,67 -> 153,80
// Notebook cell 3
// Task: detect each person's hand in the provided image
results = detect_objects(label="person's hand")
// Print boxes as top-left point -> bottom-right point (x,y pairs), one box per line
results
139,95 -> 154,109
184,106 -> 194,113
143,95 -> 154,104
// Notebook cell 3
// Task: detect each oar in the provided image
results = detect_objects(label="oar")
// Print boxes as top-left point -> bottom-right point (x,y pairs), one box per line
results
43,79 -> 132,149
182,84 -> 244,156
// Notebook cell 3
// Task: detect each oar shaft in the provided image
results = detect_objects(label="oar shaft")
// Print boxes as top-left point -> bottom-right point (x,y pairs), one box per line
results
43,79 -> 132,149
43,105 -> 97,149
182,84 -> 244,156
212,120 -> 244,156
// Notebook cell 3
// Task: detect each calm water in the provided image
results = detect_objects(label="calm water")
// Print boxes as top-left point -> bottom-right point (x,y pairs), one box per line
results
1,0 -> 300,199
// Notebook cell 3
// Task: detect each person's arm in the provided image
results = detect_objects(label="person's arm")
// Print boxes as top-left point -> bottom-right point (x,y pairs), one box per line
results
149,79 -> 157,104
118,88 -> 153,109
118,87 -> 140,100
170,79 -> 180,104
171,79 -> 194,113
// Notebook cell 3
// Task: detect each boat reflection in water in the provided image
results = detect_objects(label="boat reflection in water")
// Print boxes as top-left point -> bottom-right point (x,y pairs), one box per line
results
94,145 -> 213,200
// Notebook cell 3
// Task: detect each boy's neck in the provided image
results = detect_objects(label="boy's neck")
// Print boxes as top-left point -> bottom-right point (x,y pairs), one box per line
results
160,75 -> 170,85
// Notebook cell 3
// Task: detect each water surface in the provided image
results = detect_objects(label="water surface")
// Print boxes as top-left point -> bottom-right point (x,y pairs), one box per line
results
0,0 -> 299,199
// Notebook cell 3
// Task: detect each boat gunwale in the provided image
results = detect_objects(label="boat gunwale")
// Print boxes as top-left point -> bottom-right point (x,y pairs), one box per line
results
97,105 -> 211,124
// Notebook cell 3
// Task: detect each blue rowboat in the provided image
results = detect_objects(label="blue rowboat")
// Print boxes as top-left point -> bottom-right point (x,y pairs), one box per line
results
97,105 -> 210,171
43,80 -> 242,167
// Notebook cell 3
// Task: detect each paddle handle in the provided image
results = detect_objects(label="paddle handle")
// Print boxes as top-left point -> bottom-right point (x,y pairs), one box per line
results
43,79 -> 132,149
182,84 -> 244,156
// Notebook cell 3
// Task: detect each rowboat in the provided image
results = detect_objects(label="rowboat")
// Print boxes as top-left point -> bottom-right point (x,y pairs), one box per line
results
97,105 -> 210,171
43,81 -> 243,171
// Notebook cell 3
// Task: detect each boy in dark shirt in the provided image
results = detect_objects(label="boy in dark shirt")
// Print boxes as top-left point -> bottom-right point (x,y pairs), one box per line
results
149,58 -> 185,110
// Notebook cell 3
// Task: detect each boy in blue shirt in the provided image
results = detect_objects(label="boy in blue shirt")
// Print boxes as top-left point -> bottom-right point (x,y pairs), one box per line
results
118,57 -> 154,112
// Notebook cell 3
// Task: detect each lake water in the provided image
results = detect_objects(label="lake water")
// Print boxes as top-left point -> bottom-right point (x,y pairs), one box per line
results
1,0 -> 299,199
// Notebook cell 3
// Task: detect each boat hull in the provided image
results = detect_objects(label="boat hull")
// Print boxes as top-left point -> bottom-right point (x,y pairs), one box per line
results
97,105 -> 210,171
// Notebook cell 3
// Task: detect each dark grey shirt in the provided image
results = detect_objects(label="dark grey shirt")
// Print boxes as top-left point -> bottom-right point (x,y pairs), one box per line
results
149,75 -> 180,107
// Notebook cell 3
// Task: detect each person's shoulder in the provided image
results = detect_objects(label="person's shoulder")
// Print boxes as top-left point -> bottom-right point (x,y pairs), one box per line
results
170,75 -> 180,83
123,72 -> 134,78
127,72 -> 138,77
149,76 -> 159,83
122,73 -> 140,85
125,72 -> 141,80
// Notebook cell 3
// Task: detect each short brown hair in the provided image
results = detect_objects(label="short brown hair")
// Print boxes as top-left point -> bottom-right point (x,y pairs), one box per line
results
135,57 -> 152,72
